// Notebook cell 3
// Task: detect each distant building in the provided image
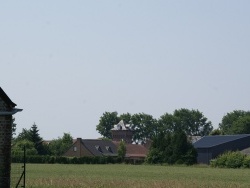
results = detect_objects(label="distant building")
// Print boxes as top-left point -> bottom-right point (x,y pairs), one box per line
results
64,138 -> 117,157
111,120 -> 133,143
64,120 -> 149,161
193,134 -> 250,164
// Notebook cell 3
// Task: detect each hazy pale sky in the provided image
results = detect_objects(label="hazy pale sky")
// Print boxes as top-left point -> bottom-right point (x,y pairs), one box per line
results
1,1 -> 250,139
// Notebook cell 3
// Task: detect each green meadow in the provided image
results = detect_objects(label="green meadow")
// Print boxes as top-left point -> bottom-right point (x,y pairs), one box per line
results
14,164 -> 250,188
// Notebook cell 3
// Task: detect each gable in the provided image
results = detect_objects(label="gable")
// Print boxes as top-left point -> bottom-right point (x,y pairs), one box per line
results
0,87 -> 16,110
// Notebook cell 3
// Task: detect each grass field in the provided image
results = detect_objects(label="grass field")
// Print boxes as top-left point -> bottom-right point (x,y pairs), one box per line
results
13,164 -> 250,188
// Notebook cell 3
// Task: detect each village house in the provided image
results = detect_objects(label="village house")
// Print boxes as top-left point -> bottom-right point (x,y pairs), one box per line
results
64,120 -> 149,161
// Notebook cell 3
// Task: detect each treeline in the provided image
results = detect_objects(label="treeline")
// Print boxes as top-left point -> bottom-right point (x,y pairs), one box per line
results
96,109 -> 213,141
12,123 -> 73,157
97,109 -> 250,141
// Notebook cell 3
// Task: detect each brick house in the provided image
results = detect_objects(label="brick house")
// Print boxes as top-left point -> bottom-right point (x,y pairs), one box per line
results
64,120 -> 149,161
0,87 -> 22,188
64,138 -> 117,157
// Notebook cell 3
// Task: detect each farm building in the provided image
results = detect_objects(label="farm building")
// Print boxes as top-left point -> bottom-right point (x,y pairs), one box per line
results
193,134 -> 250,164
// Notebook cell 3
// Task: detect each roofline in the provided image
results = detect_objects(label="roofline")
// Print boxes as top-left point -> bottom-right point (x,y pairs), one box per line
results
195,134 -> 250,148
0,108 -> 23,116
0,87 -> 17,108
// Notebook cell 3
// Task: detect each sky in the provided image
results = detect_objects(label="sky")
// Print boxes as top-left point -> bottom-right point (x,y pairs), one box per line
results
1,1 -> 250,140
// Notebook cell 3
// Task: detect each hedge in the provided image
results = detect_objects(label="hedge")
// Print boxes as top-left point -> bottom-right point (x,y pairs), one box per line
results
11,155 -> 144,165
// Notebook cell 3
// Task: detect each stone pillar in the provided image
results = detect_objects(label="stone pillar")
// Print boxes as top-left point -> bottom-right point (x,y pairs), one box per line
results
0,115 -> 12,188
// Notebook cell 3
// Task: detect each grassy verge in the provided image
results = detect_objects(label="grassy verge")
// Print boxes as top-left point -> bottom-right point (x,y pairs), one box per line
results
13,164 -> 250,188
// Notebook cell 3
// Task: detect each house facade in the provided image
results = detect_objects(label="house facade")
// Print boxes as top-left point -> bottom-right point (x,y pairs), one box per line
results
0,87 -> 22,188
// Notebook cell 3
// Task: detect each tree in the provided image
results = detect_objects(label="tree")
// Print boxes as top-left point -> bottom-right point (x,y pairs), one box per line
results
146,130 -> 197,165
159,109 -> 213,136
210,129 -> 222,135
14,123 -> 47,155
15,128 -> 31,142
219,110 -> 250,134
119,113 -> 132,125
117,140 -> 126,161
12,139 -> 37,156
230,115 -> 250,134
48,133 -> 73,156
130,113 -> 159,141
96,112 -> 119,139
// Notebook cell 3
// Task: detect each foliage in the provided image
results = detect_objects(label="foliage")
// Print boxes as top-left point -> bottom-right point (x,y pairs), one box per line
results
119,113 -> 132,125
117,140 -> 126,161
130,113 -> 159,141
230,115 -> 250,134
210,129 -> 222,135
48,133 -> 73,156
146,130 -> 197,165
210,151 -> 247,168
219,110 -> 250,134
96,109 -> 212,142
14,123 -> 47,155
15,128 -> 31,142
159,109 -> 213,136
96,111 -> 119,139
11,139 -> 38,156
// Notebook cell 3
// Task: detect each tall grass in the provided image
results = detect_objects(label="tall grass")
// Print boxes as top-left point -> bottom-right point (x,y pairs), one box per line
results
18,164 -> 250,187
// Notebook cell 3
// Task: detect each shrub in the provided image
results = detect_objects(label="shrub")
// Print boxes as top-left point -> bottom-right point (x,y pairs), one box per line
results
210,151 -> 247,168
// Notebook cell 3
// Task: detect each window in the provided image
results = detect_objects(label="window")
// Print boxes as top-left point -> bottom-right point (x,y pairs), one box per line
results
106,146 -> 112,153
73,146 -> 77,152
95,145 -> 102,152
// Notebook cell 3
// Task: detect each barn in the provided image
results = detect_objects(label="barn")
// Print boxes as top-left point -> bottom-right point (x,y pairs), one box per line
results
193,134 -> 250,164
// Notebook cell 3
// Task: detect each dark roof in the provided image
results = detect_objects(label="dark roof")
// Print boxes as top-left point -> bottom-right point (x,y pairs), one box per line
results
0,87 -> 16,108
82,139 -> 117,156
193,134 -> 250,148
113,141 -> 148,157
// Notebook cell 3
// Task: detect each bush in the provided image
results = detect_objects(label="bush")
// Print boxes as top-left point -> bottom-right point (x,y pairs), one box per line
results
210,151 -> 247,168
243,156 -> 250,168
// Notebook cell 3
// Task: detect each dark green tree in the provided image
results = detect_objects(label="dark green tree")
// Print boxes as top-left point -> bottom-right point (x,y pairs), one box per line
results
159,109 -> 213,136
29,123 -> 45,155
130,113 -> 159,141
146,130 -> 197,165
219,110 -> 250,134
96,112 -> 119,139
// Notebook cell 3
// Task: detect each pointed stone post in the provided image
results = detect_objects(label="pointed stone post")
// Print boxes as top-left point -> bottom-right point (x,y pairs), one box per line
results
0,88 -> 22,188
